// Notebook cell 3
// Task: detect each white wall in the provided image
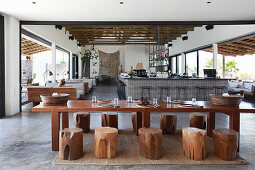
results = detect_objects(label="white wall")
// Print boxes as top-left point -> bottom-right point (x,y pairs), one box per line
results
4,15 -> 20,116
169,25 -> 255,56
22,25 -> 79,55
81,45 -> 150,77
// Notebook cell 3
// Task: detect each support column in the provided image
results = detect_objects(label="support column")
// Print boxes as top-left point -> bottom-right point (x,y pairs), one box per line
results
69,52 -> 73,80
213,43 -> 218,70
78,47 -> 82,79
223,55 -> 225,78
181,53 -> 185,74
52,42 -> 56,83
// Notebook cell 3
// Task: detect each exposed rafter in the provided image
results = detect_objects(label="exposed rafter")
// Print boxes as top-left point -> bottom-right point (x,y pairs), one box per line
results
63,25 -> 201,45
21,37 -> 51,56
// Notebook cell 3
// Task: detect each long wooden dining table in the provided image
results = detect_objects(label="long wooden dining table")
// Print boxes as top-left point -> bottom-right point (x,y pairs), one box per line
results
32,100 -> 255,151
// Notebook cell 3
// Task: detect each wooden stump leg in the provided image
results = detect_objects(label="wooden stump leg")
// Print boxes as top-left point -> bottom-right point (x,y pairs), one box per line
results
182,127 -> 206,161
160,114 -> 177,135
101,113 -> 118,129
73,112 -> 90,133
190,113 -> 206,130
59,128 -> 83,160
138,127 -> 162,160
94,127 -> 118,159
207,112 -> 215,137
213,129 -> 239,161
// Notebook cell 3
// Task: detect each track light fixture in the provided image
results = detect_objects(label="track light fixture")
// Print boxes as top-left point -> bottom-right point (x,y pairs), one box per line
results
77,43 -> 81,47
168,43 -> 173,47
69,36 -> 74,40
205,25 -> 214,30
55,25 -> 63,30
182,36 -> 188,41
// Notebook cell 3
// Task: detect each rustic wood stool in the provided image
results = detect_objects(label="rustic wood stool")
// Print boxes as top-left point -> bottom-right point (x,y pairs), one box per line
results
196,86 -> 209,101
182,127 -> 206,160
190,112 -> 206,129
160,114 -> 177,135
159,86 -> 171,100
73,112 -> 90,133
131,113 -> 142,133
176,86 -> 188,100
214,86 -> 227,94
94,127 -> 118,159
59,128 -> 83,160
141,86 -> 152,100
101,112 -> 118,129
138,127 -> 162,160
213,129 -> 239,161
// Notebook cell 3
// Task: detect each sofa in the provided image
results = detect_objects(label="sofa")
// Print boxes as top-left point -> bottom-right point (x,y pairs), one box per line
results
46,82 -> 85,99
66,78 -> 96,91
228,81 -> 255,98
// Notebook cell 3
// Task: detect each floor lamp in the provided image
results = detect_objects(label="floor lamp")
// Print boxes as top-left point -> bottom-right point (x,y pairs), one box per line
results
43,70 -> 53,86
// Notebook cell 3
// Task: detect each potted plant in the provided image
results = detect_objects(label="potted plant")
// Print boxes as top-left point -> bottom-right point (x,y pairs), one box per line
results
81,45 -> 99,78
128,66 -> 135,78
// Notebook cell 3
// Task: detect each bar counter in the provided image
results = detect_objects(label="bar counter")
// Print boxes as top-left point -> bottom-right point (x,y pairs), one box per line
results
118,75 -> 229,101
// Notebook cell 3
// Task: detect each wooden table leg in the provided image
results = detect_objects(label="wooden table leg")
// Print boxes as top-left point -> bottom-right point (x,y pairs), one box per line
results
62,112 -> 69,130
136,111 -> 142,136
51,110 -> 60,151
207,112 -> 215,137
142,109 -> 150,128
229,110 -> 240,152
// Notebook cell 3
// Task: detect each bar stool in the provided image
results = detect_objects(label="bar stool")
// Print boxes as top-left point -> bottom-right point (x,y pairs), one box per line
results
141,86 -> 152,99
196,86 -> 209,101
214,86 -> 227,94
176,86 -> 188,100
159,86 -> 171,100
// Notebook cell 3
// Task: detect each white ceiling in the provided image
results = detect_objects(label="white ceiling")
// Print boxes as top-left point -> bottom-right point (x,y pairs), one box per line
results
0,0 -> 255,21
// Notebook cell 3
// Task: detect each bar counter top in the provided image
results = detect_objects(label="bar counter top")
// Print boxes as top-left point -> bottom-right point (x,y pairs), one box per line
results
120,76 -> 231,80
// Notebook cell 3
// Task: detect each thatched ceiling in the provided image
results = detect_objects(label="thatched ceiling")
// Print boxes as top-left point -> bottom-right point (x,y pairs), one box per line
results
64,25 -> 201,46
21,37 -> 51,56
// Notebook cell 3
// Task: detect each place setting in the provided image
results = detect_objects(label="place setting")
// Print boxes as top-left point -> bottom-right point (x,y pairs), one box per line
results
91,96 -> 120,108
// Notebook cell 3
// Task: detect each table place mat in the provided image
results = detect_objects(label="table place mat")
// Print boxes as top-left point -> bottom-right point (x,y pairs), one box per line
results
170,100 -> 184,104
97,99 -> 112,104
136,104 -> 154,108
96,103 -> 114,108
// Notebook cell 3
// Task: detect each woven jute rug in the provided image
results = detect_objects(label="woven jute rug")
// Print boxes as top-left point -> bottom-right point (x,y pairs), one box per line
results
54,130 -> 248,166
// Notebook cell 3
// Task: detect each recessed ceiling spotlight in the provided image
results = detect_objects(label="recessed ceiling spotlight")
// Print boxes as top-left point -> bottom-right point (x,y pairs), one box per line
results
120,1 -> 124,4
206,1 -> 212,4
32,1 -> 36,4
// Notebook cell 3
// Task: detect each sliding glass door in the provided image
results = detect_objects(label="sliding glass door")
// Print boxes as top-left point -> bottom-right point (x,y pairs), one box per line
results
0,15 -> 5,117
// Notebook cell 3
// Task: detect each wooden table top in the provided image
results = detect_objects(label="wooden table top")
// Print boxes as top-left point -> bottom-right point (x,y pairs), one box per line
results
32,100 -> 255,113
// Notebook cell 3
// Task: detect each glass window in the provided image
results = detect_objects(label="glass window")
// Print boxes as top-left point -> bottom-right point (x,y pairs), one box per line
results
185,51 -> 197,76
56,49 -> 69,80
198,50 -> 213,77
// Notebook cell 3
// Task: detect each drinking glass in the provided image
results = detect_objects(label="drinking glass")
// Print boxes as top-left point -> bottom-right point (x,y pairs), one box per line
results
192,97 -> 196,105
127,96 -> 133,103
153,98 -> 158,106
166,96 -> 171,103
114,98 -> 119,106
92,96 -> 97,103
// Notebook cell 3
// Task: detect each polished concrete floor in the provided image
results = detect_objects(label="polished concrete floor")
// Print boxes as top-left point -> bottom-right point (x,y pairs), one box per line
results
1,85 -> 255,170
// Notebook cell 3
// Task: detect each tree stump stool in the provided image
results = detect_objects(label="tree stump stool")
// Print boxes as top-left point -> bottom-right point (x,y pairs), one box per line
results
101,112 -> 118,129
59,128 -> 83,160
213,129 -> 239,161
73,112 -> 90,133
138,127 -> 162,160
160,114 -> 177,135
131,112 -> 142,133
94,127 -> 118,159
182,127 -> 206,160
190,112 -> 206,129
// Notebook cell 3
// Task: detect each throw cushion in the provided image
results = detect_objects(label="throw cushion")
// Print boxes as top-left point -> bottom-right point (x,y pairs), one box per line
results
252,85 -> 255,93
